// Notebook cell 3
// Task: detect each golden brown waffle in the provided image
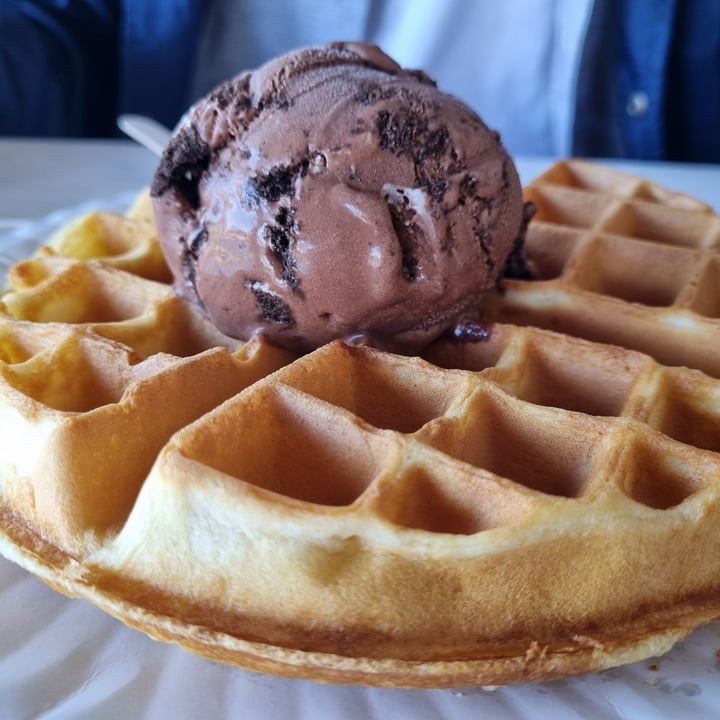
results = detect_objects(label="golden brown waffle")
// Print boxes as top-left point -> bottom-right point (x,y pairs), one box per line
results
39,190 -> 170,282
482,159 -> 720,377
0,164 -> 719,689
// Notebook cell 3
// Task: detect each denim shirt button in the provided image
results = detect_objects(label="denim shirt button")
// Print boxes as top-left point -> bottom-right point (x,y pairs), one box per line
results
626,91 -> 650,117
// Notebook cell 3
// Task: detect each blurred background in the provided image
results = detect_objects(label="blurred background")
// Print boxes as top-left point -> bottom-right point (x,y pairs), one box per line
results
1,0 -> 718,161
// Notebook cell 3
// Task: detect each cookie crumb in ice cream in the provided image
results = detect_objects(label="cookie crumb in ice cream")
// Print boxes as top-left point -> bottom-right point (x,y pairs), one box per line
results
152,126 -> 210,210
246,281 -> 295,325
244,165 -> 298,205
501,201 -> 537,281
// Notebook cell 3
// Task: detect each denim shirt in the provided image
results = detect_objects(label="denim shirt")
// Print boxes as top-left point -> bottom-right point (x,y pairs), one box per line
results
1,0 -> 719,162
573,0 -> 720,162
0,0 -> 203,136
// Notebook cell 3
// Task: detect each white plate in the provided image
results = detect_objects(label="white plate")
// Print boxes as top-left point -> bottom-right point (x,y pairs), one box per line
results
1,173 -> 720,720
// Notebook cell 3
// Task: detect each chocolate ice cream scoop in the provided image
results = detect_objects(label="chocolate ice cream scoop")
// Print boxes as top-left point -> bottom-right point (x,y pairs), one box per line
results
151,42 -> 525,353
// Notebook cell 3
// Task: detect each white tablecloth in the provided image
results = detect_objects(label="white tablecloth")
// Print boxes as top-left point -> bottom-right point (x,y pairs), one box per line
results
0,138 -> 158,227
1,140 -> 719,224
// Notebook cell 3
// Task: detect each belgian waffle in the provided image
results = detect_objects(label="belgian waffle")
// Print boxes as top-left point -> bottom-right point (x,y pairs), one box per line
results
483,159 -> 720,376
0,161 -> 719,689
